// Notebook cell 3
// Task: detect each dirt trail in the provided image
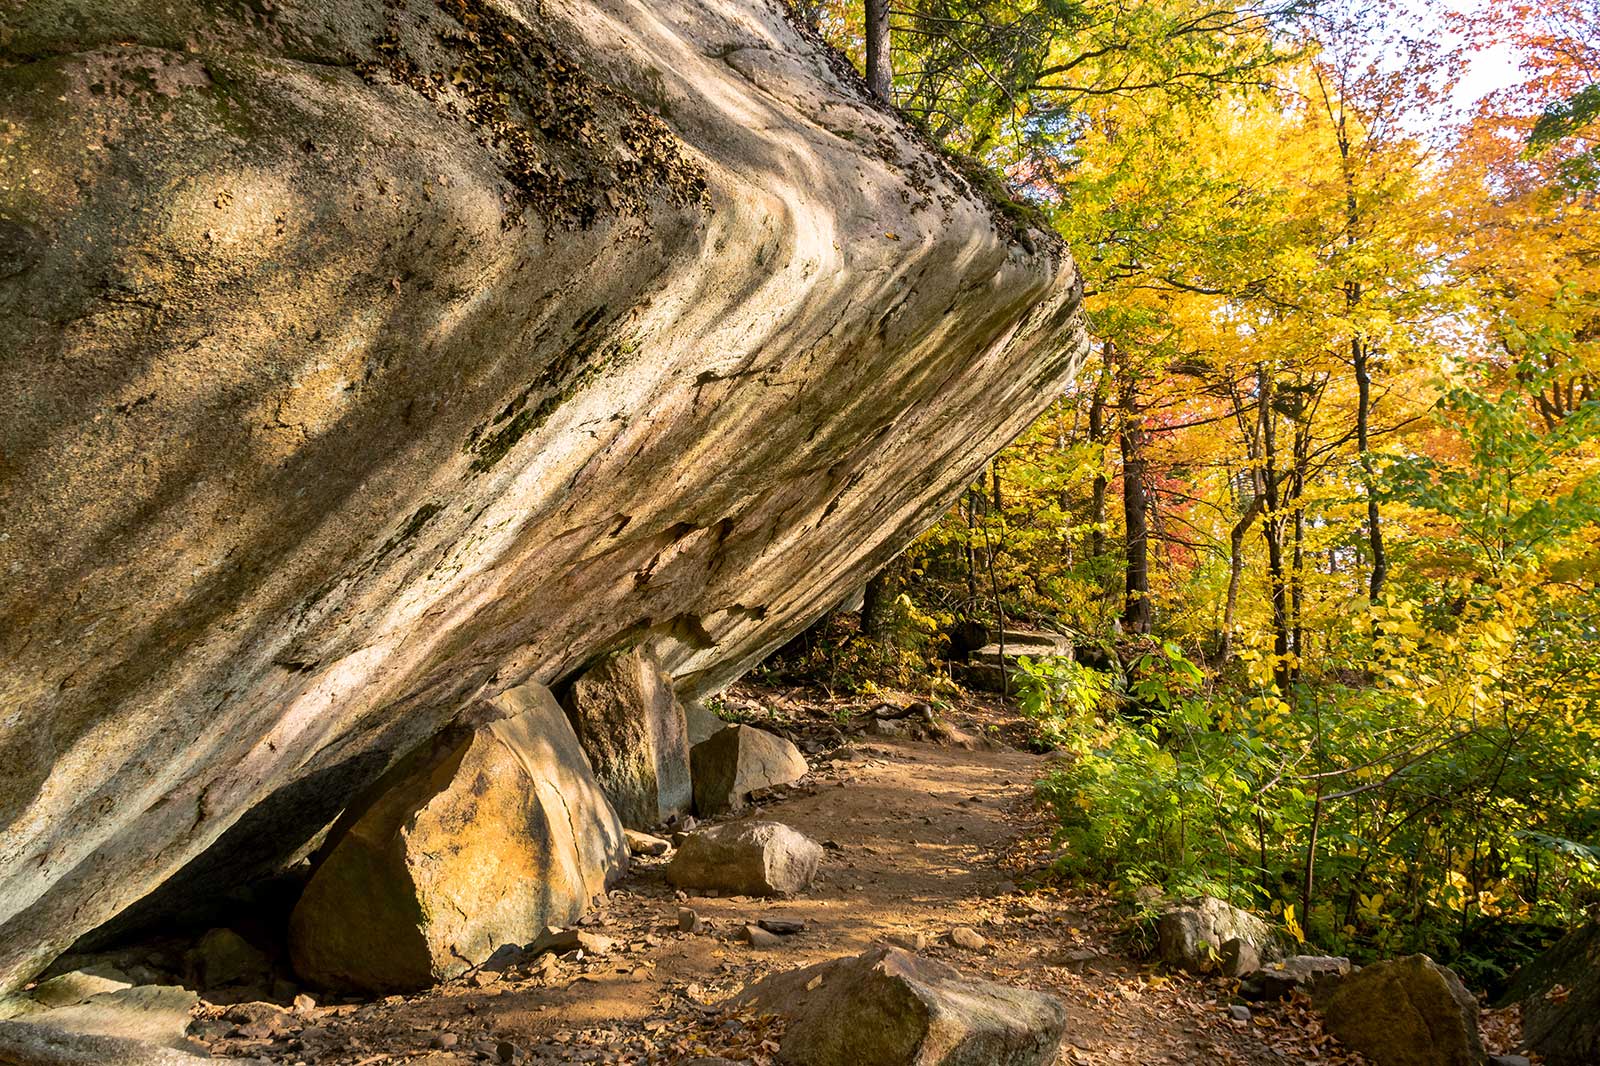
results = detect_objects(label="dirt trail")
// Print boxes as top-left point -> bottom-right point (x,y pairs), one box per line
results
197,691 -> 1319,1065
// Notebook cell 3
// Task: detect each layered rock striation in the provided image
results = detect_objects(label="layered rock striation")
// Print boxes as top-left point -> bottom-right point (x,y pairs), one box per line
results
0,0 -> 1087,990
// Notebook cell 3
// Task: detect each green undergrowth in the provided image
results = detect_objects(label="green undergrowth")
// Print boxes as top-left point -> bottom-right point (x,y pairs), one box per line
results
1013,646 -> 1599,994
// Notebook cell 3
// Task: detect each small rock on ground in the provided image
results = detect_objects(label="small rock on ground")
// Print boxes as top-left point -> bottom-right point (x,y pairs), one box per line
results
624,829 -> 672,856
742,926 -> 786,949
529,927 -> 616,956
731,945 -> 1065,1066
665,821 -> 823,896
949,927 -> 987,951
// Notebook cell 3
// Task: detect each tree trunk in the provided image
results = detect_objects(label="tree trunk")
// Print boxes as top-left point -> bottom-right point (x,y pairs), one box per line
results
1339,111 -> 1386,603
1220,495 -> 1263,664
860,557 -> 901,640
1257,367 -> 1291,691
865,0 -> 892,102
1288,415 -> 1313,686
963,489 -> 979,604
1089,367 -> 1109,558
1119,353 -> 1152,635
1303,790 -> 1323,908
1353,331 -> 1387,601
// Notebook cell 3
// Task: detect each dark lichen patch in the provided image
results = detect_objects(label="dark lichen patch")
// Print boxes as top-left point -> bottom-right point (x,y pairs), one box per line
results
465,335 -> 631,473
373,501 -> 444,562
464,365 -> 593,472
573,304 -> 608,333
289,497 -> 443,623
461,313 -> 642,473
112,391 -> 157,415
358,0 -> 708,229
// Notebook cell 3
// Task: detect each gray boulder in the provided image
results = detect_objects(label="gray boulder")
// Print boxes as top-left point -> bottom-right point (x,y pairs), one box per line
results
1315,954 -> 1483,1066
288,681 -> 627,993
1156,897 -> 1278,974
1,985 -> 198,1050
730,945 -> 1066,1066
562,646 -> 693,829
691,725 -> 809,816
0,1023 -> 222,1065
964,630 -> 1074,691
623,829 -> 672,857
1505,922 -> 1600,1066
1242,954 -> 1352,1000
666,822 -> 822,897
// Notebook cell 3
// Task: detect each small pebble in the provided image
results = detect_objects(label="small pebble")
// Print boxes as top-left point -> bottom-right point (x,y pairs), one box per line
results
949,927 -> 987,951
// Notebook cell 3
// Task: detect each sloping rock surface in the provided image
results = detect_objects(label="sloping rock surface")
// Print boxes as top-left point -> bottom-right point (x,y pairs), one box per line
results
21,967 -> 134,1012
0,0 -> 1085,990
731,945 -> 1067,1066
0,986 -> 198,1050
1506,921 -> 1600,1066
287,681 -> 626,993
562,646 -> 693,829
0,1024 -> 223,1066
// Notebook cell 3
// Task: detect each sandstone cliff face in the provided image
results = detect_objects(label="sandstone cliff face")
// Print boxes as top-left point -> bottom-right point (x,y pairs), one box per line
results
0,0 -> 1087,990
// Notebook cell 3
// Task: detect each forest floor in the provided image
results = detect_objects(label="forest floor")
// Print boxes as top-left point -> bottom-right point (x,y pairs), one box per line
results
194,683 -> 1527,1065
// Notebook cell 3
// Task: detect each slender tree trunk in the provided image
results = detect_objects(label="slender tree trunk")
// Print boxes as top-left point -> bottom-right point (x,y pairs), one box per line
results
1353,329 -> 1387,601
1291,502 -> 1305,683
865,0 -> 892,102
1221,495 -> 1264,664
1089,368 -> 1110,559
1258,368 -> 1290,691
1338,114 -> 1386,602
1289,418 -> 1312,686
1303,699 -> 1326,909
1304,790 -> 1323,908
987,527 -> 1008,701
963,489 -> 979,604
1119,353 -> 1152,635
860,557 -> 901,640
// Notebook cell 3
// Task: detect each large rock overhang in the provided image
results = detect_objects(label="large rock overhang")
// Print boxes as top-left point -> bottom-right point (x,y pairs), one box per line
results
0,0 -> 1087,989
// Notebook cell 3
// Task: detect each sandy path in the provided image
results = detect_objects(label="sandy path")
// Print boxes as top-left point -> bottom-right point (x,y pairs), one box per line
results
195,700 -> 1302,1065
